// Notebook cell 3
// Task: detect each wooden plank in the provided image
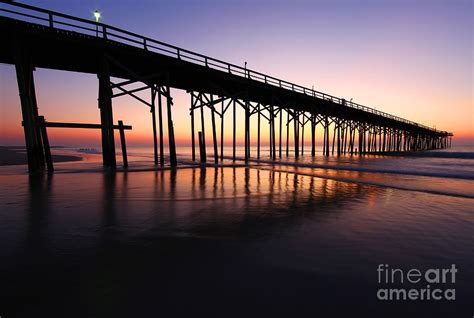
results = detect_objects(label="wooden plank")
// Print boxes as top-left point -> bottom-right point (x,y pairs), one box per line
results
43,122 -> 132,130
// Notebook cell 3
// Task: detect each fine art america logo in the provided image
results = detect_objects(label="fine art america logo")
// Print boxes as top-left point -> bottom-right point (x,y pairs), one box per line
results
376,264 -> 457,301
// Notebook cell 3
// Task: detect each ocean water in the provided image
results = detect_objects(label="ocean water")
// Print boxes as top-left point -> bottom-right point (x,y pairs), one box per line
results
0,146 -> 473,317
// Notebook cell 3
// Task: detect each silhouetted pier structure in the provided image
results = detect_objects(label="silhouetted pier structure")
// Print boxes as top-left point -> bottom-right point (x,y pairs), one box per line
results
0,2 -> 452,173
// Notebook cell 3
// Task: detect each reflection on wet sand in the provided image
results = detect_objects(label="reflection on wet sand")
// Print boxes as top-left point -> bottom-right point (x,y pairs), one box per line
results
22,167 -> 373,241
26,174 -> 53,252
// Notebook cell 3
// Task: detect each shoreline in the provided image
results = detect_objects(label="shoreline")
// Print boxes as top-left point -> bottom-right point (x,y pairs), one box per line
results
0,146 -> 82,166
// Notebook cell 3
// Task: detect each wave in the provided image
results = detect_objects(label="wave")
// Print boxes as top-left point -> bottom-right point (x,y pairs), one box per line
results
238,157 -> 474,181
381,151 -> 474,159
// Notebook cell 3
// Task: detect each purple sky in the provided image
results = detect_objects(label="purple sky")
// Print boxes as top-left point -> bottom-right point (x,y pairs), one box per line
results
1,0 -> 472,146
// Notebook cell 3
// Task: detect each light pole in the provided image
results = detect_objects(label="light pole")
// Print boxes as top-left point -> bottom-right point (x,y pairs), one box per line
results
94,10 -> 101,36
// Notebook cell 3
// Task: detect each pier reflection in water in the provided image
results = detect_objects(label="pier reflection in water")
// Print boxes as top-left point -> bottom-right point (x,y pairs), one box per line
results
0,167 -> 473,317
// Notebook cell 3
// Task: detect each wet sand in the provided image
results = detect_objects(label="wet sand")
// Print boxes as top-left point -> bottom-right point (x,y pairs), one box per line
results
0,162 -> 473,317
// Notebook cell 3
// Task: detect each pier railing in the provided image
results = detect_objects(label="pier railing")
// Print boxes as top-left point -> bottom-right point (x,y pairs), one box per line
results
0,1 -> 445,134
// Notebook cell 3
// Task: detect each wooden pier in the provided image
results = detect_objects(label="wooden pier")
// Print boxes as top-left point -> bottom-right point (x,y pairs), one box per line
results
0,2 -> 452,173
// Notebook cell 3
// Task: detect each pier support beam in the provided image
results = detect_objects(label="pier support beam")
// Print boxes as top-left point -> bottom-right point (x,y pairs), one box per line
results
345,122 -> 350,154
324,117 -> 330,156
15,50 -> 45,173
267,103 -> 276,160
245,98 -> 250,162
257,103 -> 261,159
98,57 -> 116,168
337,120 -> 341,156
301,113 -> 305,156
200,94 -> 207,162
350,123 -> 355,154
286,110 -> 290,157
151,88 -> 159,165
331,121 -> 336,155
232,100 -> 236,160
158,90 -> 165,166
165,85 -> 177,167
279,107 -> 282,158
118,120 -> 128,167
294,111 -> 299,158
38,116 -> 53,171
190,93 -> 195,161
271,105 -> 276,160
198,131 -> 206,163
311,115 -> 316,157
220,99 -> 224,161
210,95 -> 219,164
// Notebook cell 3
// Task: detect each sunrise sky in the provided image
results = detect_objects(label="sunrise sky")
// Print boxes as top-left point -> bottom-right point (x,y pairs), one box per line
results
0,0 -> 472,147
